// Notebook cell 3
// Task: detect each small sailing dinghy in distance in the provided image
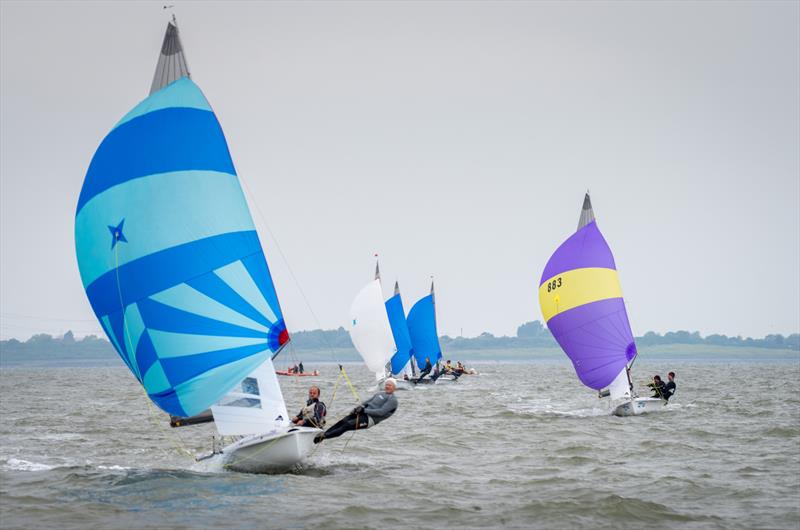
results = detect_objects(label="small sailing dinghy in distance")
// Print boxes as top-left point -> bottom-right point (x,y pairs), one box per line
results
381,280 -> 416,390
275,369 -> 320,377
538,193 -> 665,416
349,262 -> 414,390
74,18 -> 319,473
407,282 -> 457,384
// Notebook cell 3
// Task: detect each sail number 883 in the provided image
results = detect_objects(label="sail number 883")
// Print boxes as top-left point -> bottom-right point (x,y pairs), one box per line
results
546,277 -> 562,292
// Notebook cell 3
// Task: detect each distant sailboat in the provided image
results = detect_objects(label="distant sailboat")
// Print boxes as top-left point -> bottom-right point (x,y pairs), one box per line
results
74,18 -> 320,472
407,281 -> 457,383
385,281 -> 416,379
538,193 -> 665,416
349,261 -> 413,390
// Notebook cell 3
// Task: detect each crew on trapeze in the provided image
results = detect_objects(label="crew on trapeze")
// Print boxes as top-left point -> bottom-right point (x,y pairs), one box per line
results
314,378 -> 398,443
291,385 -> 327,428
416,357 -> 432,382
647,372 -> 676,401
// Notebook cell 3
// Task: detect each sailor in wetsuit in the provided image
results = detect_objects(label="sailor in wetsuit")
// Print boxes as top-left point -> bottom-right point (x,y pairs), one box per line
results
291,385 -> 327,428
314,379 -> 398,443
662,372 -> 676,401
416,358 -> 432,382
647,375 -> 667,399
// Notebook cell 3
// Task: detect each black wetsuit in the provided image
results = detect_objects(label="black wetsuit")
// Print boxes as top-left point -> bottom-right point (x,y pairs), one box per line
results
317,392 -> 398,441
663,381 -> 676,401
416,361 -> 432,382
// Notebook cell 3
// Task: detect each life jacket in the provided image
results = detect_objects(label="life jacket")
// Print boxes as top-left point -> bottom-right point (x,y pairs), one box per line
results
299,399 -> 326,428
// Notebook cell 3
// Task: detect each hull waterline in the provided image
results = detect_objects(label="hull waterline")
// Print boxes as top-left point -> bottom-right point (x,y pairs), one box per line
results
220,426 -> 320,473
612,397 -> 667,417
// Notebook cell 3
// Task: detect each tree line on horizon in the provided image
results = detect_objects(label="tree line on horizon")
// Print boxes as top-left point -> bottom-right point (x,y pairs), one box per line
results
1,322 -> 798,355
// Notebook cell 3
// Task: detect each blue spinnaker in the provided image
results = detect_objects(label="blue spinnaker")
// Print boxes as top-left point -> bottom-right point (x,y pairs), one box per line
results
75,77 -> 288,418
406,293 -> 441,367
385,293 -> 413,374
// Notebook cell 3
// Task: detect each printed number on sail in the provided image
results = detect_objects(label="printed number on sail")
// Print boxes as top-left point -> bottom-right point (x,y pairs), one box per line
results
546,277 -> 563,292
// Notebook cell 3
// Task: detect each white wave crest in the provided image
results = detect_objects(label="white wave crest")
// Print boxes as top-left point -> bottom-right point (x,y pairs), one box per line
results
4,458 -> 55,472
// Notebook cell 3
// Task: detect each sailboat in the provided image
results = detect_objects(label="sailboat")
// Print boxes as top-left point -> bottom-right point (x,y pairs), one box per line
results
385,280 -> 417,385
538,193 -> 665,416
348,262 -> 413,390
74,18 -> 320,473
407,281 -> 457,383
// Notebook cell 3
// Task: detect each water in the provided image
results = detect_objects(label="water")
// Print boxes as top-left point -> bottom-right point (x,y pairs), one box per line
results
1,356 -> 799,529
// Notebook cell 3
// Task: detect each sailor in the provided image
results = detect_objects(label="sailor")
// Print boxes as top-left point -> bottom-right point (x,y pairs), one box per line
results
663,372 -> 677,401
442,359 -> 461,379
314,378 -> 398,443
647,375 -> 667,399
429,363 -> 442,382
298,361 -> 304,374
416,357 -> 432,382
291,385 -> 327,428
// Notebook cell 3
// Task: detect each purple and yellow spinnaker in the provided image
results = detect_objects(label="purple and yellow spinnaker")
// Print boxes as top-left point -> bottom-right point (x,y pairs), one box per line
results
538,194 -> 637,391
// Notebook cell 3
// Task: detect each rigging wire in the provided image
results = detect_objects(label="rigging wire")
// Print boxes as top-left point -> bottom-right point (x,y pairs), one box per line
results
236,168 -> 343,365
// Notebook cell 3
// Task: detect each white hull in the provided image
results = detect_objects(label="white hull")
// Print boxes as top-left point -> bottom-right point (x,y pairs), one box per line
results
220,426 -> 320,473
612,397 -> 667,417
435,374 -> 460,384
373,376 -> 414,392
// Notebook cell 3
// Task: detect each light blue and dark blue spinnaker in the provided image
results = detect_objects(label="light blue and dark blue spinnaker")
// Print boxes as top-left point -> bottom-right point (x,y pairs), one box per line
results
75,78 -> 288,418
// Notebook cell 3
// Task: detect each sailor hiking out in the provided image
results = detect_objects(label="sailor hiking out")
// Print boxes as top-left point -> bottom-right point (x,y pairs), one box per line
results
647,375 -> 667,399
314,379 -> 398,443
662,372 -> 677,401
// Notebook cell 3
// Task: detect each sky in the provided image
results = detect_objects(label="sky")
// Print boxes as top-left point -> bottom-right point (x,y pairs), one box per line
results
1,1 -> 798,341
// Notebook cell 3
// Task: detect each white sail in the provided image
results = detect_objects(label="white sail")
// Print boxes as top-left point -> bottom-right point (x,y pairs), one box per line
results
211,358 -> 290,436
608,367 -> 632,401
349,279 -> 397,374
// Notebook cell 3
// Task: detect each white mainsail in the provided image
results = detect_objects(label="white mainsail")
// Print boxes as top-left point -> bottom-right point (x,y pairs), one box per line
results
607,367 -> 632,401
349,279 -> 397,375
211,358 -> 290,436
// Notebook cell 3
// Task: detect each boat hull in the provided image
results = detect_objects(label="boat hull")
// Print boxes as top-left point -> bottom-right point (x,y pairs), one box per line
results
372,377 -> 414,392
612,397 -> 667,417
221,426 -> 320,473
276,370 -> 319,377
435,374 -> 460,384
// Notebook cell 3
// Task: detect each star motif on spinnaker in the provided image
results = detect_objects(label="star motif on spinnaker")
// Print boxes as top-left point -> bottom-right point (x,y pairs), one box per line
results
108,219 -> 128,249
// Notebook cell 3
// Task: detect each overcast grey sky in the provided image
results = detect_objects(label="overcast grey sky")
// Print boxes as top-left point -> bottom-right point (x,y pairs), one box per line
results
1,1 -> 798,341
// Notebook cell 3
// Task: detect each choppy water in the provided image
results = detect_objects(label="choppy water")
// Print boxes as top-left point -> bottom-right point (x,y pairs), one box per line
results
1,356 -> 799,529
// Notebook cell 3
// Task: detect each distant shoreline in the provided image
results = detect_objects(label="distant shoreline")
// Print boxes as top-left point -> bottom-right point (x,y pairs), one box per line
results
1,343 -> 797,369
1,323 -> 797,368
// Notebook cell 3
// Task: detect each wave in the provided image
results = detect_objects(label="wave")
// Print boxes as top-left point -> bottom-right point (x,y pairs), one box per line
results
2,458 -> 55,472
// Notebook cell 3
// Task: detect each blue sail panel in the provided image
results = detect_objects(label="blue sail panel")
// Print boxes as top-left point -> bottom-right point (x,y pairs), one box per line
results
406,294 -> 441,367
74,78 -> 289,417
385,293 -> 413,374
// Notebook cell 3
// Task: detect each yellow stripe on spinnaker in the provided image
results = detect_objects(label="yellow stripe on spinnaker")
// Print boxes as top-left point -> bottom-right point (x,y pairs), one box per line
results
538,267 -> 623,322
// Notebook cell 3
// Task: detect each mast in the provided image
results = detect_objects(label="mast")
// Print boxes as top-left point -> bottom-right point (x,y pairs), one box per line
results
150,16 -> 191,95
577,191 -> 595,230
430,279 -> 439,366
394,280 -> 416,376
